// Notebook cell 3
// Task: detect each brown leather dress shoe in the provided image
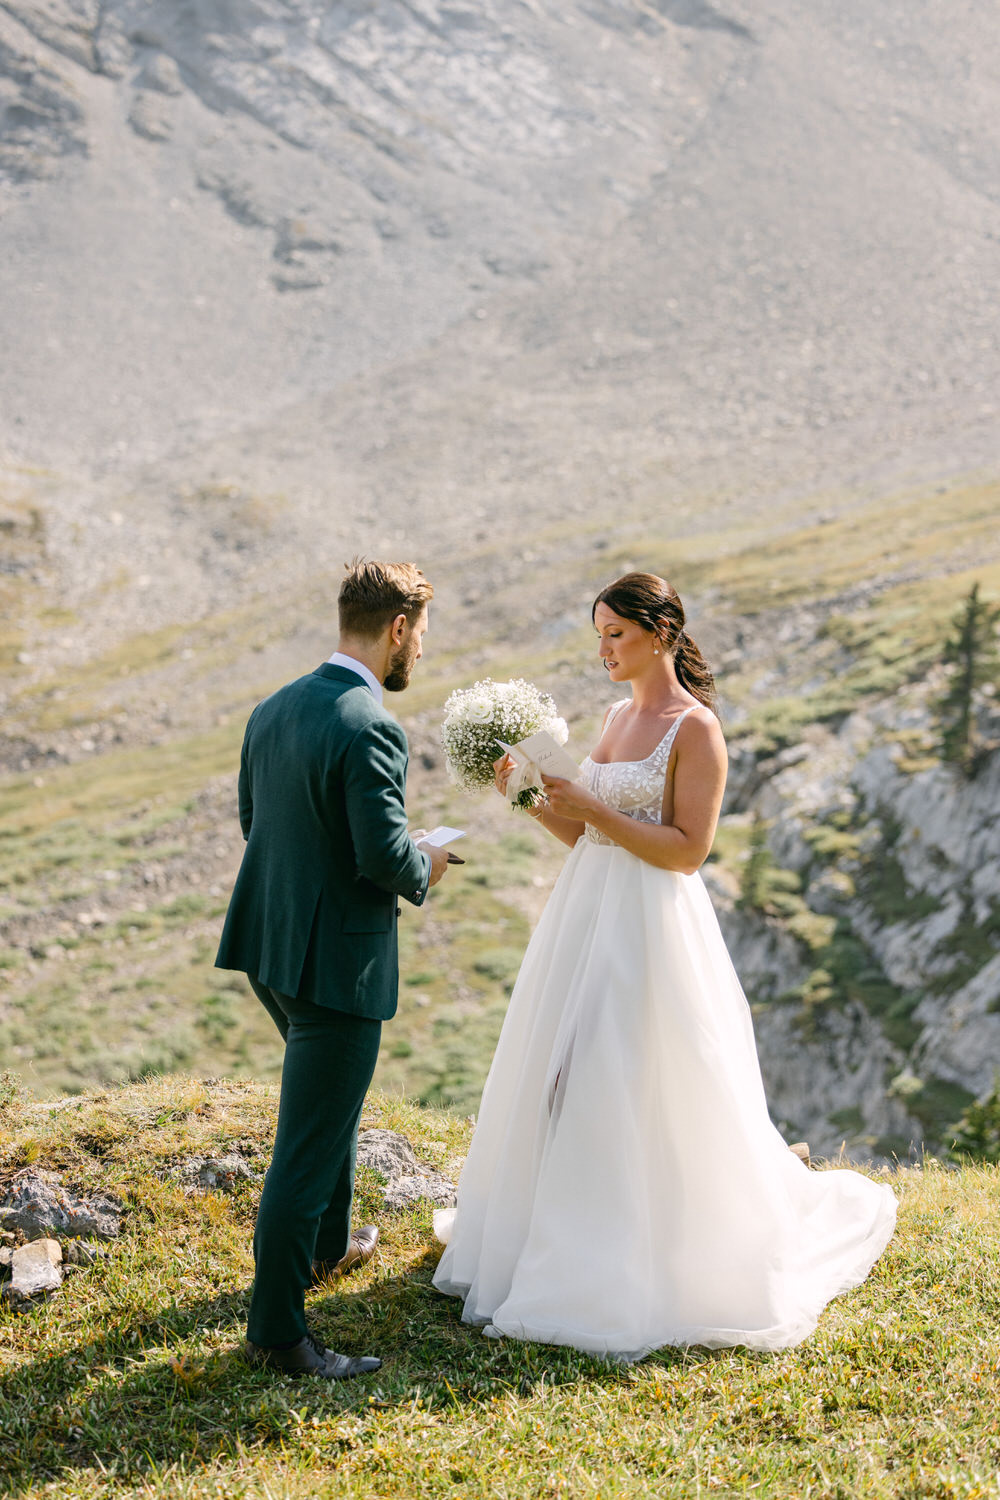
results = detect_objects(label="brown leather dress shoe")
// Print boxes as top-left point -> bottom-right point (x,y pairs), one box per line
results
312,1224 -> 379,1285
244,1332 -> 380,1379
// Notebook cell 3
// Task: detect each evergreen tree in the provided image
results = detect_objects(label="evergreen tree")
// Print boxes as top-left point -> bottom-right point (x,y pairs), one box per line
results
948,1080 -> 1000,1164
739,814 -> 773,912
938,582 -> 1000,776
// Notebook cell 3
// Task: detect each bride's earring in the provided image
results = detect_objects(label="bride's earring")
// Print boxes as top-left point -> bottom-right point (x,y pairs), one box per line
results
653,642 -> 661,655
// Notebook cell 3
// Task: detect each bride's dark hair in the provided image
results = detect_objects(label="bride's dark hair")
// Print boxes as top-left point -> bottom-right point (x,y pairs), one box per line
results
592,572 -> 719,716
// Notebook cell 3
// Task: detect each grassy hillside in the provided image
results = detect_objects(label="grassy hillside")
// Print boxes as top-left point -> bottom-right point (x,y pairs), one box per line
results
2,472 -> 998,1121
1,1076 -> 999,1499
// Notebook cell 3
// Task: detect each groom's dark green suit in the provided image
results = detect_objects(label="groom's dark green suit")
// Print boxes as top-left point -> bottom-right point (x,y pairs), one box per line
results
216,662 -> 431,1347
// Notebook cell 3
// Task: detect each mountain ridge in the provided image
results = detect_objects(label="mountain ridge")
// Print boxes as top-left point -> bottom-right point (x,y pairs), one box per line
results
2,0 -> 1000,1159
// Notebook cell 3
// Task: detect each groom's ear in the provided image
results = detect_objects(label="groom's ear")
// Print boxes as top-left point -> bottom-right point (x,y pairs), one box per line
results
389,612 -> 408,645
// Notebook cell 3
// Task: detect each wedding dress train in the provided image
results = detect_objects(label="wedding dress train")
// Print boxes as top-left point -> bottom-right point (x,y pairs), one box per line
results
433,706 -> 896,1359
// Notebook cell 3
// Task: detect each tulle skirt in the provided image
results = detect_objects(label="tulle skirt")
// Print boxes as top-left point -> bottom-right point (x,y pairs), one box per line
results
433,837 -> 896,1359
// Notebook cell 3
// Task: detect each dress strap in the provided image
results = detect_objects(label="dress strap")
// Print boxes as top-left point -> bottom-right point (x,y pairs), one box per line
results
657,704 -> 698,760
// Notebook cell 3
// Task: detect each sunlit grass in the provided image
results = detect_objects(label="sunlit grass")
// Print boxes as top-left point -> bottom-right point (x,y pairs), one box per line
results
1,1077 -> 998,1498
611,477 -> 1000,611
0,728 -> 242,837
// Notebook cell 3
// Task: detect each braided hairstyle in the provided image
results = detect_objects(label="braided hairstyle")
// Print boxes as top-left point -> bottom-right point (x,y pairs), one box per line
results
592,572 -> 719,716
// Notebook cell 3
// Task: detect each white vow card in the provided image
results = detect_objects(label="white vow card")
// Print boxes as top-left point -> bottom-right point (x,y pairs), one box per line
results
496,732 -> 579,781
496,732 -> 579,802
420,826 -> 466,847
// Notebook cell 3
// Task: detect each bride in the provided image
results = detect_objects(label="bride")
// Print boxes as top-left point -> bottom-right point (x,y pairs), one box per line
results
433,572 -> 896,1359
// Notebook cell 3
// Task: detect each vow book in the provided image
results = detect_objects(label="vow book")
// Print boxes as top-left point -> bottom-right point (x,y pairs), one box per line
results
496,732 -> 579,802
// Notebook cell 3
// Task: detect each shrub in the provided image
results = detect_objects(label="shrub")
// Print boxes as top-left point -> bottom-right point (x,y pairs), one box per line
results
947,1079 -> 1000,1163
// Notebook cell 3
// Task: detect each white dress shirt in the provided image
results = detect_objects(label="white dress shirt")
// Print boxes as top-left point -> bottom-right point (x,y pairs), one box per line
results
326,651 -> 384,704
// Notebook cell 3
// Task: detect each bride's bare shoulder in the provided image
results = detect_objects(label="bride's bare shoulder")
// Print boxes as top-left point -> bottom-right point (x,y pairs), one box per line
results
600,698 -> 630,729
675,704 -> 727,762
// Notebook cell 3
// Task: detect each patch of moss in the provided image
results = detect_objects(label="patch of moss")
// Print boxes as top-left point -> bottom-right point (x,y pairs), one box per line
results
905,1077 -> 977,1139
784,904 -> 837,952
781,918 -> 922,1051
937,897 -> 1000,991
828,1105 -> 865,1136
857,842 -> 938,927
803,824 -> 863,862
472,947 -> 524,990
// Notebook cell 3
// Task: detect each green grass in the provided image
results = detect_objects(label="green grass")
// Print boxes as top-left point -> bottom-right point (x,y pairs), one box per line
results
6,586 -> 312,737
4,471 -> 999,1180
0,727 -> 242,841
0,492 -> 45,674
619,476 -> 1000,752
0,731 -> 545,1106
695,479 -> 999,614
0,704 -> 547,1107
0,955 -> 281,1093
1,1077 -> 999,1499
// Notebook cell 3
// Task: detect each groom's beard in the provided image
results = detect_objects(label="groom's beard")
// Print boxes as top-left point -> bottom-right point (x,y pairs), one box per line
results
383,637 -> 419,693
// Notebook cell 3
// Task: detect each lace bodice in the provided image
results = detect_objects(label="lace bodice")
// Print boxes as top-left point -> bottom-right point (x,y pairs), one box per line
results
581,702 -> 696,846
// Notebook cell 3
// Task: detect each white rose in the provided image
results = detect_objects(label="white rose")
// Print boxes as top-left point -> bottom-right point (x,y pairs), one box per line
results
547,717 -> 569,745
463,694 -> 494,724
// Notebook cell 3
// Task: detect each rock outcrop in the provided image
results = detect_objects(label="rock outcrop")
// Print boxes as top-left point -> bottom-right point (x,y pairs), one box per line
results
0,1173 -> 118,1309
171,1154 -> 260,1193
0,1171 -> 124,1241
357,1129 -> 456,1210
715,689 -> 1000,1160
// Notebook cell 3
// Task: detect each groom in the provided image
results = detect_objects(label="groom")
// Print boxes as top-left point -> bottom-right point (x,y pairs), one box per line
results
216,559 -> 452,1378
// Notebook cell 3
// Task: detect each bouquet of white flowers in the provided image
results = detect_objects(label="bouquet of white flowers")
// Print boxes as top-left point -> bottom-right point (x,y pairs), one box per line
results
441,678 -> 569,809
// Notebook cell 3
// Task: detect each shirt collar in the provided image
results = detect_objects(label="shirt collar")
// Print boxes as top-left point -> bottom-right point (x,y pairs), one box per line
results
326,651 -> 384,704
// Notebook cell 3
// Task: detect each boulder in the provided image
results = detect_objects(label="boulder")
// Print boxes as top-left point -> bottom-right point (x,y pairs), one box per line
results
172,1154 -> 259,1193
0,1171 -> 123,1241
356,1129 -> 419,1179
382,1171 -> 457,1211
8,1238 -> 62,1299
356,1130 -> 456,1210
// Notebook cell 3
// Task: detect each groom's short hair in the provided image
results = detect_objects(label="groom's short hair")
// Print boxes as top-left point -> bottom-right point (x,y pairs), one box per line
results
338,559 -> 434,638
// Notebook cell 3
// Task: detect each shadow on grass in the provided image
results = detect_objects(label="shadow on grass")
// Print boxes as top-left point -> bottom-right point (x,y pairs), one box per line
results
0,1248 -> 725,1494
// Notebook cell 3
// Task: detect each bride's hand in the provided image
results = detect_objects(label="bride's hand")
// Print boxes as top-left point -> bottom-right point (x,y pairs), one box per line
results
540,774 -> 600,820
493,752 -> 515,796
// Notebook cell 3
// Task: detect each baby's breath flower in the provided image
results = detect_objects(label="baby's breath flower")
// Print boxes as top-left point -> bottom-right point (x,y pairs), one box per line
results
441,678 -> 566,802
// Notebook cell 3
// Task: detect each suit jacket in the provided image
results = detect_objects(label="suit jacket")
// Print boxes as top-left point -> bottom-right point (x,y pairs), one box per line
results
215,663 -> 431,1019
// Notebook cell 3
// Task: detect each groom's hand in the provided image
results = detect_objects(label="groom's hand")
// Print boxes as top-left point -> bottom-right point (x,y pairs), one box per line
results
418,839 -> 452,888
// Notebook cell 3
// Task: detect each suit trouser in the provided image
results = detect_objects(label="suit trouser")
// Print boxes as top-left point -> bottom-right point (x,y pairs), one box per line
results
246,978 -> 382,1347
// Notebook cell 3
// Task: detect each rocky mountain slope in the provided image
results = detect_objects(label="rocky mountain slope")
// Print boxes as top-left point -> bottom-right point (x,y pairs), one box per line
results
3,0 -> 999,496
711,686 -> 1000,1158
1,1 -> 999,1157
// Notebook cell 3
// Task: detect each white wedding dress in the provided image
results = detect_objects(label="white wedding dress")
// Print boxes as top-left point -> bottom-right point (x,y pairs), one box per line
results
433,703 -> 897,1359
